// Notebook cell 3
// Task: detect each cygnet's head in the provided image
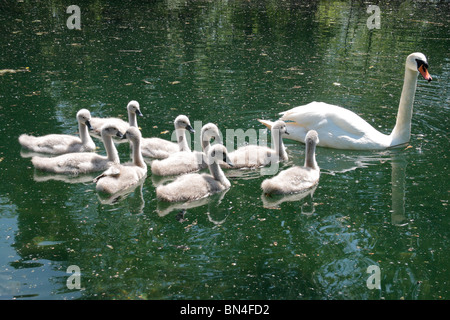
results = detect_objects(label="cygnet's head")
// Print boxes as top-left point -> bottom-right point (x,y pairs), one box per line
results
305,130 -> 319,146
174,115 -> 195,133
201,123 -> 222,144
127,100 -> 143,117
100,123 -> 124,139
122,126 -> 142,142
207,144 -> 233,167
76,109 -> 93,129
406,52 -> 432,82
271,120 -> 289,135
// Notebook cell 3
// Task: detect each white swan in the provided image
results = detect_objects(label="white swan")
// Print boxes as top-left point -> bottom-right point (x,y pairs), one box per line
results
222,120 -> 289,169
141,115 -> 195,159
94,127 -> 147,195
19,109 -> 95,154
151,122 -> 221,176
261,130 -> 320,195
258,52 -> 432,150
89,100 -> 142,136
31,123 -> 123,175
156,144 -> 233,202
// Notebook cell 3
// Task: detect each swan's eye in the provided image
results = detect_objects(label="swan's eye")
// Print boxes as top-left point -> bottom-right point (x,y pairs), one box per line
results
416,59 -> 428,70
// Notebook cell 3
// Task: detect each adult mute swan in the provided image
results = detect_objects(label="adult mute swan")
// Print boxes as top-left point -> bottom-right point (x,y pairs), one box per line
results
151,122 -> 221,176
156,144 -> 233,202
94,127 -> 147,195
89,100 -> 142,136
31,123 -> 123,175
141,115 -> 195,159
258,52 -> 432,150
19,109 -> 95,154
261,130 -> 320,195
222,120 -> 289,169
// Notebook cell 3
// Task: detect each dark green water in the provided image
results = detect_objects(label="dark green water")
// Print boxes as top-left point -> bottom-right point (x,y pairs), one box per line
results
0,0 -> 448,300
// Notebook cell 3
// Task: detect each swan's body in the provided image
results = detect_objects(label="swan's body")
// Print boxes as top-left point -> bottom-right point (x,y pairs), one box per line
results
262,130 -> 320,195
95,127 -> 147,195
258,53 -> 432,150
156,144 -> 233,202
141,115 -> 195,159
151,123 -> 221,176
19,109 -> 95,154
90,100 -> 142,136
31,123 -> 123,175
223,120 -> 289,169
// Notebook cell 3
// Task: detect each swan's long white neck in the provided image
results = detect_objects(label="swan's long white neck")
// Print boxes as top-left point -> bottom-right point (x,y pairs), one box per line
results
79,121 -> 93,144
131,138 -> 146,169
176,128 -> 191,152
389,68 -> 419,146
102,133 -> 119,163
209,161 -> 230,188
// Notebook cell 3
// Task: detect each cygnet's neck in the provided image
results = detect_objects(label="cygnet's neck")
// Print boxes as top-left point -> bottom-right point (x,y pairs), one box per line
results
389,67 -> 419,146
131,138 -> 146,169
272,128 -> 288,160
102,133 -> 119,163
209,161 -> 230,188
79,121 -> 93,144
304,141 -> 318,170
176,128 -> 191,152
128,109 -> 138,127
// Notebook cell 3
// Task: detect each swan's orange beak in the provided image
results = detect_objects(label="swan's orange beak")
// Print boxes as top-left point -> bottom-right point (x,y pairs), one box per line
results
418,65 -> 432,82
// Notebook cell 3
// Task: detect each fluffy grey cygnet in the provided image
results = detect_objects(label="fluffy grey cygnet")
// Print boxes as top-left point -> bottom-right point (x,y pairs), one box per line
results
141,114 -> 195,159
31,123 -> 123,175
222,120 -> 289,169
151,122 -> 221,176
94,127 -> 147,195
89,100 -> 142,136
261,130 -> 320,195
19,109 -> 95,154
156,144 -> 233,202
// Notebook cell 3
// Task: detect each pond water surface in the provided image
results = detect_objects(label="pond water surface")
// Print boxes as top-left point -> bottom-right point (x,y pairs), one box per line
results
0,0 -> 449,300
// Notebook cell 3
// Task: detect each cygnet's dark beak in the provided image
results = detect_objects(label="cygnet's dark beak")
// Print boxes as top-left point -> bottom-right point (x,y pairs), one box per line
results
187,125 -> 195,134
85,120 -> 93,130
225,156 -> 234,167
136,109 -> 143,117
118,131 -> 125,139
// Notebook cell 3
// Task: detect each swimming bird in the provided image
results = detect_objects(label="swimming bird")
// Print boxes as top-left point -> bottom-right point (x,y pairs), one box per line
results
151,122 -> 221,176
31,123 -> 123,175
89,100 -> 142,136
258,52 -> 432,150
222,120 -> 289,169
141,115 -> 195,159
156,144 -> 233,202
261,130 -> 320,195
94,127 -> 147,195
18,109 -> 95,154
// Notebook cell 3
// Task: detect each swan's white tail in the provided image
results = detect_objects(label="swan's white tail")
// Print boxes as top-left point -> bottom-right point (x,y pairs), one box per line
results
257,119 -> 275,130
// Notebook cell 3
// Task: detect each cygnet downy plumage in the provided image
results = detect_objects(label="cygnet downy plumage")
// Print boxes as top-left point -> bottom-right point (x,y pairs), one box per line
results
222,120 -> 289,169
89,100 -> 142,136
94,127 -> 147,195
151,122 -> 221,176
156,144 -> 233,202
31,123 -> 123,175
19,109 -> 96,154
141,115 -> 195,159
261,130 -> 320,195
